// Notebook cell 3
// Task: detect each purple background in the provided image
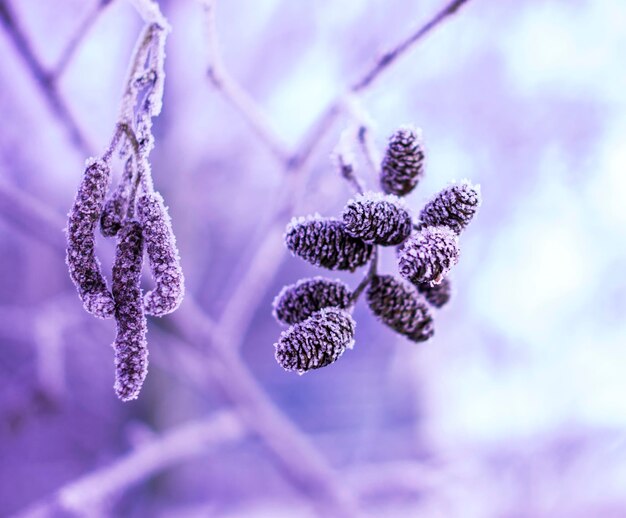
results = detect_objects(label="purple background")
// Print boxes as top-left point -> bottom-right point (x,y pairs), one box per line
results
1,0 -> 625,516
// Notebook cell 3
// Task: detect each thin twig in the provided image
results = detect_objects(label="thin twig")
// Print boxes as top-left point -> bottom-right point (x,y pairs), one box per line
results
0,0 -> 93,155
334,126 -> 365,195
51,0 -> 114,79
200,0 -> 291,165
349,247 -> 378,306
351,0 -> 472,92
16,411 -> 245,517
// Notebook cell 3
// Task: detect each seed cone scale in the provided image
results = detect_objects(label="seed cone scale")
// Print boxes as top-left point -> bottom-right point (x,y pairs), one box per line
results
398,226 -> 459,285
380,126 -> 425,196
366,275 -> 434,342
273,277 -> 351,326
342,192 -> 412,246
275,308 -> 356,374
285,215 -> 374,271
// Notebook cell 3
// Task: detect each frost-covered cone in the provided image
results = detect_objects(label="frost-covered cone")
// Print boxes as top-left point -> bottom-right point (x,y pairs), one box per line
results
100,158 -> 133,238
66,158 -> 115,319
420,181 -> 482,235
112,220 -> 148,402
417,277 -> 451,308
285,216 -> 373,271
137,192 -> 185,316
380,126 -> 425,196
273,277 -> 351,325
366,275 -> 434,342
342,192 -> 412,246
398,226 -> 459,285
275,307 -> 355,374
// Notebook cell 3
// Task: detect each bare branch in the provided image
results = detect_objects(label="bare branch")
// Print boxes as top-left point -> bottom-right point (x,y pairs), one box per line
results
0,1 -> 93,155
200,0 -> 291,165
17,411 -> 245,517
351,0 -> 472,92
51,0 -> 114,80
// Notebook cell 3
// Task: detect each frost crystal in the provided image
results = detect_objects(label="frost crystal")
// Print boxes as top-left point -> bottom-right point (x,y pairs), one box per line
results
274,308 -> 356,374
66,158 -> 115,319
273,277 -> 351,326
285,215 -> 373,271
398,226 -> 459,285
417,277 -> 451,308
419,180 -> 482,234
366,275 -> 434,342
100,158 -> 133,238
137,192 -> 185,316
380,126 -> 425,196
112,220 -> 148,402
342,191 -> 412,246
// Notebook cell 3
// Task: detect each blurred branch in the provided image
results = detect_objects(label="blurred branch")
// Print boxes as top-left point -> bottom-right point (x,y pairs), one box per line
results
0,0 -> 93,155
200,0 -> 291,165
17,411 -> 245,517
0,177 -> 66,251
51,0 -> 114,80
351,0 -> 472,92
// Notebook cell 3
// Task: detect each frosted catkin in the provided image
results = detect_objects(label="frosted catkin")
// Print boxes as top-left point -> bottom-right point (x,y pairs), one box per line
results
285,216 -> 373,271
111,220 -> 148,402
137,192 -> 185,316
342,192 -> 412,246
274,308 -> 356,374
66,158 -> 115,319
366,275 -> 434,342
398,226 -> 460,285
273,277 -> 351,325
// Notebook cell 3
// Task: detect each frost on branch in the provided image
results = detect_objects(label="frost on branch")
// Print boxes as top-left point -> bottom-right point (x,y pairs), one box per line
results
285,215 -> 373,271
342,191 -> 412,246
274,308 -> 356,374
366,275 -> 434,342
272,277 -> 351,326
419,180 -> 482,235
112,220 -> 148,402
137,192 -> 185,316
398,226 -> 459,285
380,126 -> 425,196
66,157 -> 115,319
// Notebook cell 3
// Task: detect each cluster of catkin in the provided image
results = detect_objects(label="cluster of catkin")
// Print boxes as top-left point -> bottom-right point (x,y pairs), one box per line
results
273,126 -> 481,374
65,22 -> 184,401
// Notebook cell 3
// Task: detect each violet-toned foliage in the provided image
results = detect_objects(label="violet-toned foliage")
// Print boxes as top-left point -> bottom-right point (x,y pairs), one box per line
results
274,307 -> 356,374
366,274 -> 434,342
380,126 -> 425,196
272,277 -> 351,325
420,180 -> 482,235
342,192 -> 412,246
137,192 -> 185,316
285,215 -> 374,271
398,226 -> 460,285
66,157 -> 115,319
111,220 -> 148,402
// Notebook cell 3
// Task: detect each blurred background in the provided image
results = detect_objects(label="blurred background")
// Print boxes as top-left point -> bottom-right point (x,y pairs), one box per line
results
1,0 -> 626,516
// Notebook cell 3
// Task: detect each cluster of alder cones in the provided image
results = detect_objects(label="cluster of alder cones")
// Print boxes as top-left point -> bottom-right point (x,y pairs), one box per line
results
272,126 -> 481,375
